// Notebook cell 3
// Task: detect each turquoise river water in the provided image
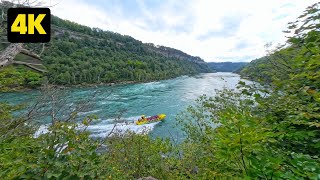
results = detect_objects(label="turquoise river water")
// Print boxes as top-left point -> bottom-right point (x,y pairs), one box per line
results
0,72 -> 250,141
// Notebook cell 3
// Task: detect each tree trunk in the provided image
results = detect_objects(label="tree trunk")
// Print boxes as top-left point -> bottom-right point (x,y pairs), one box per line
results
0,43 -> 46,72
0,43 -> 23,67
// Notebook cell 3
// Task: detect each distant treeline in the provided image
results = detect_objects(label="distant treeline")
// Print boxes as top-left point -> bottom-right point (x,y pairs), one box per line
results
207,62 -> 247,72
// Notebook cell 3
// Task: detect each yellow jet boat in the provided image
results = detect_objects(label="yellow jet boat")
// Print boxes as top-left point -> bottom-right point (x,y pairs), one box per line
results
135,114 -> 166,125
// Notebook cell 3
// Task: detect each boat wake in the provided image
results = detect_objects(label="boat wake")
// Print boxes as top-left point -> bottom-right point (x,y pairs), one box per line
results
34,116 -> 160,138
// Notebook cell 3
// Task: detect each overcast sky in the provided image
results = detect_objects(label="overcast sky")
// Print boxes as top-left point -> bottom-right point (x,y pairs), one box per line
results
47,0 -> 318,62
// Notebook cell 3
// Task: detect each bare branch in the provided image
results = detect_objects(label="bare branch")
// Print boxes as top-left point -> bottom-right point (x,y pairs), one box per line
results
20,48 -> 42,60
12,61 -> 48,72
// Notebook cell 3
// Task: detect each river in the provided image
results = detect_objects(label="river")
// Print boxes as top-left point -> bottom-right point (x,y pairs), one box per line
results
1,72 -> 249,141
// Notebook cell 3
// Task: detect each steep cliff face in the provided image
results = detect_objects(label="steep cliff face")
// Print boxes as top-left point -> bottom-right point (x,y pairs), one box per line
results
51,23 -> 206,65
145,43 -> 206,64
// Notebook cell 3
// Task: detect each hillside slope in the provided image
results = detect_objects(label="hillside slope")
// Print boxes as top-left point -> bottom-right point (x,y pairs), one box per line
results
40,16 -> 211,85
0,14 -> 211,90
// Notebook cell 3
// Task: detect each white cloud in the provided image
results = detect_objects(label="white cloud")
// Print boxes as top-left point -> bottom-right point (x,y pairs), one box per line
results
47,0 -> 319,62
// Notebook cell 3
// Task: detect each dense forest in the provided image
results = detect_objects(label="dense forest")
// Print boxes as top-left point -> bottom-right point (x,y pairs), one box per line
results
0,1 -> 319,179
207,62 -> 247,72
0,11 -> 211,91
44,16 -> 211,85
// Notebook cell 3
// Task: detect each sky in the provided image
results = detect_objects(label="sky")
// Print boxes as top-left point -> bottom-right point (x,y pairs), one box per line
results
45,0 -> 318,62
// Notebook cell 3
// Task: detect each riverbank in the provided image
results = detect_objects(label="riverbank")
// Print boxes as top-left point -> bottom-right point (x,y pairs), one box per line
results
0,73 -> 198,93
